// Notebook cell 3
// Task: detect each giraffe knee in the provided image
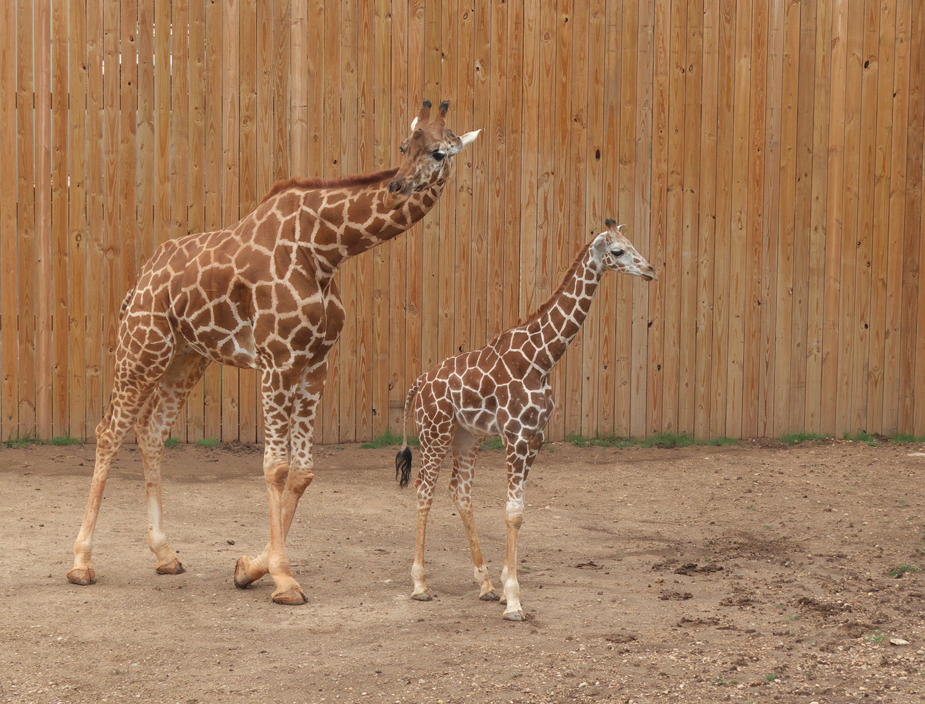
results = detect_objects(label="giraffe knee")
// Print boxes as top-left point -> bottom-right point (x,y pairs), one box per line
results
505,501 -> 524,529
263,462 -> 290,492
288,466 -> 315,497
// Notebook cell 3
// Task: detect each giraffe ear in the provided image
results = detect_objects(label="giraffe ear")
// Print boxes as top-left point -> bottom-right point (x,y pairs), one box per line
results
448,129 -> 480,154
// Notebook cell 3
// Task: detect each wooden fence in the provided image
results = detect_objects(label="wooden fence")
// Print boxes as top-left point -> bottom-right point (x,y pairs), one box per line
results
1,0 -> 924,444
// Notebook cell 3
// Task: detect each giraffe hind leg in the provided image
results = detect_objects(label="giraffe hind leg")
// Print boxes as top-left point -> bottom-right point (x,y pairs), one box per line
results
134,348 -> 210,576
448,431 -> 497,601
68,376 -> 161,585
411,430 -> 453,602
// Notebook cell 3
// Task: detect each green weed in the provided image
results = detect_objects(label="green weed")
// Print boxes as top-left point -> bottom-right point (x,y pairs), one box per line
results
50,435 -> 83,446
843,430 -> 881,445
641,432 -> 695,449
164,437 -> 180,448
888,564 -> 922,578
196,438 -> 221,447
779,432 -> 828,445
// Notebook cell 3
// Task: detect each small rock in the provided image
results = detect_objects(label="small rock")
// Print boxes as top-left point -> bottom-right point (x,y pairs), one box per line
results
889,638 -> 910,646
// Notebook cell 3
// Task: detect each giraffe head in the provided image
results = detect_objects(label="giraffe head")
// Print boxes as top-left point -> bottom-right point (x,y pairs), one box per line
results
594,219 -> 658,281
384,100 -> 480,209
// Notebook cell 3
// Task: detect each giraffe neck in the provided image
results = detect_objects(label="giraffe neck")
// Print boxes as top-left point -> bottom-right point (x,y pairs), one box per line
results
525,243 -> 602,373
285,165 -> 452,277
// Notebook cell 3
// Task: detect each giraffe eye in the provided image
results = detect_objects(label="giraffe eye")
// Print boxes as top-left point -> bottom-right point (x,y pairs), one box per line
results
612,249 -> 625,258
432,151 -> 446,161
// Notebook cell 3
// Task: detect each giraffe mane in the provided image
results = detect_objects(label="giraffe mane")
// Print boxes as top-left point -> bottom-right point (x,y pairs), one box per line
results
518,239 -> 596,327
258,168 -> 400,206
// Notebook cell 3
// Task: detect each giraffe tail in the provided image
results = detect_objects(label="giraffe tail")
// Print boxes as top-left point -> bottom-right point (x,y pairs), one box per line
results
395,375 -> 423,488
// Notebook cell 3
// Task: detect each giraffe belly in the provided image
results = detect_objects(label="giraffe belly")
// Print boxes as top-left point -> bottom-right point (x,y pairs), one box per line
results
185,326 -> 259,370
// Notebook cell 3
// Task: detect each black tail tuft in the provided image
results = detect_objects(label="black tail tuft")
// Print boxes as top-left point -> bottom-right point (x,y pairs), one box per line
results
395,446 -> 413,488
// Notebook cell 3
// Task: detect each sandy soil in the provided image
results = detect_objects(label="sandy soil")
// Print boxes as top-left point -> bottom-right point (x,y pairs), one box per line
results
2,438 -> 925,703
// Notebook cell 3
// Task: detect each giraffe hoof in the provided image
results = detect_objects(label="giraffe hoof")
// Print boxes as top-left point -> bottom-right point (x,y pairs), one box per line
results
66,567 -> 96,586
479,590 -> 500,601
411,592 -> 433,602
503,609 -> 526,622
271,588 -> 308,606
156,558 -> 185,576
234,556 -> 259,589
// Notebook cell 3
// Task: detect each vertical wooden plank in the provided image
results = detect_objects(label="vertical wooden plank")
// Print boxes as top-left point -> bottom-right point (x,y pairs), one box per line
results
678,0 -> 702,435
900,0 -> 923,433
274,0 -> 290,185
35,0 -> 52,440
0,0 -> 17,439
600,0 -> 623,436
724,0 -> 752,439
52,0 -> 69,437
866,0 -> 896,434
743,0 -> 767,438
695,0 -> 718,440
758,0 -> 783,438
566,0 -> 589,437
322,0 -> 342,444
437,0 -> 459,372
547,0 -> 575,441
137,0 -> 154,269
789,0 -> 816,433
631,0 -> 652,438
186,0 -> 206,442
419,0 -> 439,406
837,0 -> 864,434
507,0 -> 526,332
485,0 -> 506,341
536,0 -> 559,436
203,0 -> 223,441
469,0 -> 490,358
340,0 -> 358,443
581,0 -> 605,437
387,0 -> 408,433
710,0 -> 735,437
222,0 -> 240,442
239,0 -> 258,443
773,0 -> 799,435
120,0 -> 137,306
19,0 -> 38,438
372,0 -> 391,437
172,0 -> 192,441
154,0 -> 171,254
851,0 -> 882,432
85,0 -> 104,435
68,0 -> 88,440
821,0 -> 848,436
354,0 -> 375,442
661,0 -> 687,434
883,0 -> 911,434
805,0 -> 832,434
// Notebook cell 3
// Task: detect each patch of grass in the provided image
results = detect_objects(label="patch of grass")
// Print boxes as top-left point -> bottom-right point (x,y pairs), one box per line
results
164,437 -> 180,448
360,430 -> 409,449
787,614 -> 800,621
779,432 -> 829,445
642,432 -> 695,449
2,433 -> 41,448
888,564 -> 923,578
710,677 -> 738,686
765,673 -> 779,682
866,631 -> 886,644
50,435 -> 83,446
890,433 -> 925,444
763,524 -> 774,531
843,430 -> 881,445
196,438 -> 221,447
482,437 -> 505,451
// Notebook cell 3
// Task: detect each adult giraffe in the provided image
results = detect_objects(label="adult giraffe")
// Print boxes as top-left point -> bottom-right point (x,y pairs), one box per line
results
68,100 -> 479,605
395,220 -> 656,620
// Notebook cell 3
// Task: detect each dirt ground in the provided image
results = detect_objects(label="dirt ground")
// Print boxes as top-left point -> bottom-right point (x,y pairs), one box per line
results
2,438 -> 925,704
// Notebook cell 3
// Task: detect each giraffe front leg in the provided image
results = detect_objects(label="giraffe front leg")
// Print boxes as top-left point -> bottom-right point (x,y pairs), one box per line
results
499,435 -> 541,621
234,365 -> 321,596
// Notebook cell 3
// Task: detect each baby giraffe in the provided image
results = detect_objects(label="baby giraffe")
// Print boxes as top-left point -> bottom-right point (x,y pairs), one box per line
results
395,219 -> 657,620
